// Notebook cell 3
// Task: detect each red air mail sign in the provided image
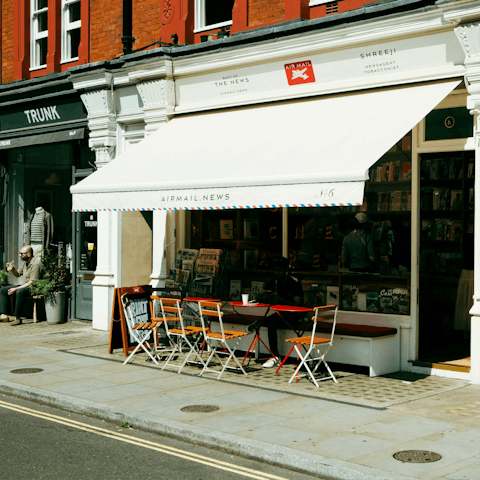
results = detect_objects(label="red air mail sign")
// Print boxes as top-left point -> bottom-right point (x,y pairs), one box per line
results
284,60 -> 316,86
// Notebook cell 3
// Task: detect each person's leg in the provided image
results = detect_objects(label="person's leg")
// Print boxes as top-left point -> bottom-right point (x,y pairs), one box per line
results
266,316 -> 280,358
11,287 -> 31,325
0,285 -> 12,321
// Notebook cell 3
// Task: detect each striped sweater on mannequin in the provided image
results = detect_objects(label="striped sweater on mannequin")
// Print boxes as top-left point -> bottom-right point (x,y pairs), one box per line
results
25,207 -> 54,251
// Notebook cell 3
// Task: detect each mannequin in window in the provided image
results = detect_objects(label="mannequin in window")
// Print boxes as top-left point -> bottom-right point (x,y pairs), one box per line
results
25,206 -> 54,256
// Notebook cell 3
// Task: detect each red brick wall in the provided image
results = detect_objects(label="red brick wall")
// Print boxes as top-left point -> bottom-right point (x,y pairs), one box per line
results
90,0 -> 123,62
310,0 -> 377,19
2,0 -> 15,84
133,0 -> 161,49
248,0 -> 285,27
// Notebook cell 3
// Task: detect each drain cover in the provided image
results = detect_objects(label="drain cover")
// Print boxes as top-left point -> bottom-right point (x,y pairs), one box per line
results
393,450 -> 442,463
181,405 -> 219,413
10,368 -> 44,374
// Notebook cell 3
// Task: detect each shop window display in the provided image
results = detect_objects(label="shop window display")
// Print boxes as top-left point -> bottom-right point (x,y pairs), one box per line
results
185,134 -> 413,313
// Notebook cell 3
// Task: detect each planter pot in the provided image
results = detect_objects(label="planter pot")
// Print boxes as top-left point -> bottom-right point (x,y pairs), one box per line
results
45,292 -> 66,325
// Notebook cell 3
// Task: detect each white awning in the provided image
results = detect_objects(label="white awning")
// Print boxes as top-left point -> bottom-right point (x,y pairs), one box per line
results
71,80 -> 459,212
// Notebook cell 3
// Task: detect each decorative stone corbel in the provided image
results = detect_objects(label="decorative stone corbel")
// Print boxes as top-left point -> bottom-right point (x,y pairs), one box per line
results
80,89 -> 117,168
137,78 -> 175,135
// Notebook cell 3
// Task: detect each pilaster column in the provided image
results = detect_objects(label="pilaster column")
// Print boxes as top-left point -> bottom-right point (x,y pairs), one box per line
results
150,210 -> 169,288
136,78 -> 175,135
80,89 -> 117,167
79,88 -> 120,330
91,210 -> 122,330
455,22 -> 480,383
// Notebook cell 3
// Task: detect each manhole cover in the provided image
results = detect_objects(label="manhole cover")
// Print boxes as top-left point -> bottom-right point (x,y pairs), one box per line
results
393,450 -> 442,463
10,368 -> 44,374
181,405 -> 219,413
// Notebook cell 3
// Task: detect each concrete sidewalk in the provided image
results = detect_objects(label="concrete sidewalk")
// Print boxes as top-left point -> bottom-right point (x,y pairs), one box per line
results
1,320 -> 480,480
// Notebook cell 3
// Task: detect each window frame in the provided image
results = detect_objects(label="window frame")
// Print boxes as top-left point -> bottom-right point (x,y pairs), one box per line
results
61,0 -> 82,63
194,0 -> 233,33
30,0 -> 49,70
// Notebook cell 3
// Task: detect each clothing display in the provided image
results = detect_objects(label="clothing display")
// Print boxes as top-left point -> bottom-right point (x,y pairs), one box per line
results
25,207 -> 54,250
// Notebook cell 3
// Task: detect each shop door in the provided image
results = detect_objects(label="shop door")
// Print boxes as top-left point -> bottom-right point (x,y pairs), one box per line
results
72,168 -> 96,320
418,151 -> 473,363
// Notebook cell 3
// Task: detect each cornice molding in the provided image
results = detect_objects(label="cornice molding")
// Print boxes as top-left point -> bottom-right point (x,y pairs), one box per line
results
70,71 -> 114,91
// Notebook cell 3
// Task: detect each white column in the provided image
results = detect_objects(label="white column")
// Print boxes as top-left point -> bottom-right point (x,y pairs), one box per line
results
150,210 -> 169,288
91,211 -> 122,330
455,23 -> 480,383
136,76 -> 176,288
79,87 -> 120,331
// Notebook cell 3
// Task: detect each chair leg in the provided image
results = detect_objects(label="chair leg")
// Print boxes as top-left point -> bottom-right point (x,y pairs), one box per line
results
199,341 -> 221,377
178,336 -> 206,373
221,342 -> 247,377
123,333 -> 158,365
288,345 -> 317,386
161,335 -> 182,370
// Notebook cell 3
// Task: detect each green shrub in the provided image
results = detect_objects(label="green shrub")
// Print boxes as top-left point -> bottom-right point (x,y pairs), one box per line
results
30,248 -> 68,298
0,270 -> 9,287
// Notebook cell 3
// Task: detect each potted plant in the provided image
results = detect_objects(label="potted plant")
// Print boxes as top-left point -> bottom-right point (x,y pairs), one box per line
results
30,248 -> 68,324
0,269 -> 9,287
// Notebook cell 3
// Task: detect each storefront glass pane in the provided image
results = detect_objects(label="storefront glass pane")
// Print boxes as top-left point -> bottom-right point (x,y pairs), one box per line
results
79,212 -> 97,271
288,132 -> 412,314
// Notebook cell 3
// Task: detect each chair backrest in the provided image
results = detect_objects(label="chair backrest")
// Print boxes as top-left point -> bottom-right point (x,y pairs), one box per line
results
157,296 -> 185,335
121,293 -> 151,341
312,305 -> 338,347
198,301 -> 225,340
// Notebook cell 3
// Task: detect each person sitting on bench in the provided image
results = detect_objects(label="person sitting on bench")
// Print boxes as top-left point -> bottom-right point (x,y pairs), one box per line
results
0,245 -> 44,326
246,257 -> 303,368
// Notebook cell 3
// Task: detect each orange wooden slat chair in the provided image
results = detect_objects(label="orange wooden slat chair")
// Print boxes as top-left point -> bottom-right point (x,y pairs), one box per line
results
285,305 -> 338,387
155,296 -> 205,373
121,293 -> 163,366
198,300 -> 249,379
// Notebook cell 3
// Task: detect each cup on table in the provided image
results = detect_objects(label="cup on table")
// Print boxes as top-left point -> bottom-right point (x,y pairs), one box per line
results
242,294 -> 249,305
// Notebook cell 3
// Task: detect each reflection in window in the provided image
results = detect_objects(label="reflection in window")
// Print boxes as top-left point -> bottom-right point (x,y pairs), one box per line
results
195,0 -> 234,31
31,0 -> 49,68
62,0 -> 81,61
80,212 -> 97,271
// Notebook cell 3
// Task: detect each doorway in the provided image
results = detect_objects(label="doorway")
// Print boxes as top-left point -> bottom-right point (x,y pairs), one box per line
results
418,151 -> 473,366
72,168 -> 96,320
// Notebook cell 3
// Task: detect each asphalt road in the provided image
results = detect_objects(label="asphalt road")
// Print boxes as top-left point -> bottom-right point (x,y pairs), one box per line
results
0,395 -> 325,480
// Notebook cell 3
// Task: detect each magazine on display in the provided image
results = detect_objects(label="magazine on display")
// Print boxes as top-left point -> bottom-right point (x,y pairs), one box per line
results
229,280 -> 242,301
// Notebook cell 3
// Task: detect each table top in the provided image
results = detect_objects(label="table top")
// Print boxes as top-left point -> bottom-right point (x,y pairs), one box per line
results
230,301 -> 271,308
270,305 -> 313,312
183,297 -> 220,302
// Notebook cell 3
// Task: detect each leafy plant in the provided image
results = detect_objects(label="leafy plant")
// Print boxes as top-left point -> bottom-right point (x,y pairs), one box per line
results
30,248 -> 68,299
0,270 -> 9,287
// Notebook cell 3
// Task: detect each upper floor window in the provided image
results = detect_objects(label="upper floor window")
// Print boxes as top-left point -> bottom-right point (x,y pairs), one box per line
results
194,0 -> 234,32
62,0 -> 81,62
31,0 -> 48,69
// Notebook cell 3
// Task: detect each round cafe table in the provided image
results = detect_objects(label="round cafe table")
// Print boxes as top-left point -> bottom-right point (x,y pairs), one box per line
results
230,301 -> 275,365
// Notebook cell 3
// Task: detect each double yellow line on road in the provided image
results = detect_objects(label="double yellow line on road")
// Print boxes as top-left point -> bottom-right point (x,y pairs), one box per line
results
0,399 -> 290,480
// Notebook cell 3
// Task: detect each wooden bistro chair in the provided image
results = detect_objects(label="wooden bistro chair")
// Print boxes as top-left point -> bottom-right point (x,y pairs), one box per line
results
156,297 -> 205,373
198,300 -> 249,379
285,305 -> 338,387
121,293 -> 162,366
